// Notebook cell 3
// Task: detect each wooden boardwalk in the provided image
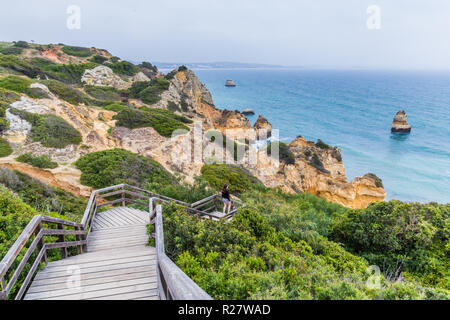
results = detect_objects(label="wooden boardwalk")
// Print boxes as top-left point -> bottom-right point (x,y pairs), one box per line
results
24,207 -> 158,300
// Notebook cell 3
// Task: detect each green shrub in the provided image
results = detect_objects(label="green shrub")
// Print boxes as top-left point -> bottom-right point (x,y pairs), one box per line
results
0,54 -> 39,78
41,79 -> 86,104
9,109 -> 82,148
14,41 -> 29,48
139,61 -> 158,73
201,164 -> 262,194
331,200 -> 450,290
106,61 -> 138,76
15,153 -> 58,169
0,46 -> 22,55
315,139 -> 331,149
267,141 -> 295,165
84,85 -> 121,101
129,78 -> 170,105
90,55 -> 108,64
102,102 -> 129,113
31,59 -> 97,84
113,107 -> 189,137
0,75 -> 47,98
74,148 -> 175,189
61,46 -> 92,57
0,138 -> 13,157
364,173 -> 384,188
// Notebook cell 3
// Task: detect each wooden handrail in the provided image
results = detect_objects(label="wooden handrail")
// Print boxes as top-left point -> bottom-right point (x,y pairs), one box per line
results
151,199 -> 212,300
0,215 -> 86,300
1,183 -> 241,300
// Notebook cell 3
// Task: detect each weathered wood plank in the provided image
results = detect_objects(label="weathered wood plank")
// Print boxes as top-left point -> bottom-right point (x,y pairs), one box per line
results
27,270 -> 157,294
30,265 -> 156,287
27,281 -> 158,300
25,276 -> 158,300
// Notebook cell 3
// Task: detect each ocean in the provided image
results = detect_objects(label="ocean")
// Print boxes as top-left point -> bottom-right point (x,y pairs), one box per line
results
191,69 -> 450,204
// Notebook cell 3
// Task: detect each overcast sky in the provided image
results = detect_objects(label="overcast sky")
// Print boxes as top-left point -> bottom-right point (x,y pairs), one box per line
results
1,0 -> 450,69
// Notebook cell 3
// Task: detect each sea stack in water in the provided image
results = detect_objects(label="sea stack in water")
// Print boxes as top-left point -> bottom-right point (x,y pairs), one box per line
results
391,110 -> 411,133
254,115 -> 272,139
225,79 -> 236,87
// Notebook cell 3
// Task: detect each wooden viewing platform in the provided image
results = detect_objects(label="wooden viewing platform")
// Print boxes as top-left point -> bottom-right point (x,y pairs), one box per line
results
0,184 -> 241,300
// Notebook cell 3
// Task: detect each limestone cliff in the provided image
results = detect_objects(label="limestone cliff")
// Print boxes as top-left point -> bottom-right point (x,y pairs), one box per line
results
0,46 -> 386,208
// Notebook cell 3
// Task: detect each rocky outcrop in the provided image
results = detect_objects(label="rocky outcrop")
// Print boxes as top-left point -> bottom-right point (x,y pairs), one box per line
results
253,115 -> 272,139
81,66 -> 130,89
391,110 -> 411,133
131,72 -> 150,83
244,136 -> 386,209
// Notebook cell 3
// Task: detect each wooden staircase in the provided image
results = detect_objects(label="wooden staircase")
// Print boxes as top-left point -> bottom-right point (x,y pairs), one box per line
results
24,207 -> 157,300
0,184 -> 240,300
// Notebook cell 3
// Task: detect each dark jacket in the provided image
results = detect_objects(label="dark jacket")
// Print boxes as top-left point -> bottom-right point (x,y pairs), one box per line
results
222,189 -> 230,200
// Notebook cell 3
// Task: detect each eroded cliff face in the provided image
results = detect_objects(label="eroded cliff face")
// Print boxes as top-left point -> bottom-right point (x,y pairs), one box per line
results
1,64 -> 386,208
242,137 -> 386,209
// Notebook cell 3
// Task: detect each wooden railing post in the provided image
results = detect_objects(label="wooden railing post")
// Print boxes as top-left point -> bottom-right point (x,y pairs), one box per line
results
75,226 -> 82,254
121,185 -> 126,207
34,222 -> 47,265
0,277 -> 6,300
57,224 -> 67,259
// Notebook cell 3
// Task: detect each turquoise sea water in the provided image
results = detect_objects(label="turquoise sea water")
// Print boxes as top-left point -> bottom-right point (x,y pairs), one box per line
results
192,69 -> 450,203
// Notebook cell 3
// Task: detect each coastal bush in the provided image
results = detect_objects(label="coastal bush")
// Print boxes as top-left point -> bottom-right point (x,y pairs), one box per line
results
154,199 -> 446,300
113,107 -> 189,137
139,61 -> 158,73
129,78 -> 170,105
266,141 -> 295,165
106,61 -> 138,76
315,139 -> 332,149
40,79 -> 86,104
31,59 -> 97,84
201,164 -> 263,194
61,46 -> 92,57
0,75 -> 47,98
90,55 -> 108,64
84,85 -> 121,101
0,54 -> 40,78
330,200 -> 450,290
0,46 -> 23,55
102,102 -> 129,113
0,138 -> 13,157
15,153 -> 58,169
74,148 -> 175,189
364,173 -> 384,188
13,41 -> 29,48
0,168 -> 86,222
9,109 -> 82,148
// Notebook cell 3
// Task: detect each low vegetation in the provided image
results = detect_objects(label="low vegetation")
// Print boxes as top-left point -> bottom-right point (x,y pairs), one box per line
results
15,153 -> 58,169
0,75 -> 47,98
84,85 -> 121,101
61,46 -> 92,57
74,148 -> 175,189
0,137 -> 13,157
105,61 -> 138,76
129,78 -> 170,104
201,164 -> 263,194
266,141 -> 295,165
9,109 -> 82,148
31,58 -> 97,84
113,106 -> 190,137
0,168 -> 86,222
